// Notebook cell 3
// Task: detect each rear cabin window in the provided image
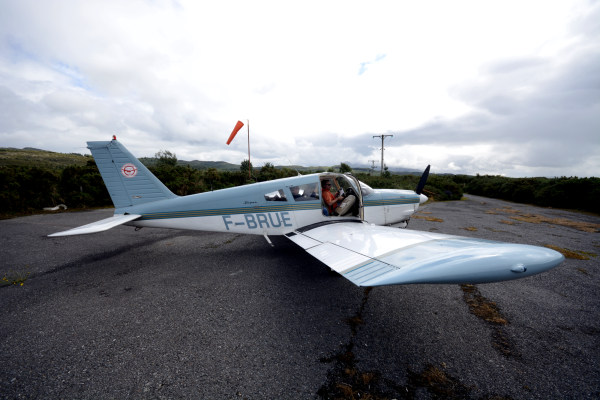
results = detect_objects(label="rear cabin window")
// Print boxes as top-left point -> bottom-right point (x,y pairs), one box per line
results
290,183 -> 320,201
264,189 -> 287,201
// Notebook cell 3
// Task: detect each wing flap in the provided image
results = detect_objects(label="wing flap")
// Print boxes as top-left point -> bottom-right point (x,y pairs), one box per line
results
287,230 -> 400,286
304,242 -> 372,274
287,222 -> 564,286
48,214 -> 141,237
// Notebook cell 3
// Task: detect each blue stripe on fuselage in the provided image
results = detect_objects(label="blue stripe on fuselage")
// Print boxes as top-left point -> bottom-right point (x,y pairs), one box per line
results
138,202 -> 320,220
363,195 -> 419,207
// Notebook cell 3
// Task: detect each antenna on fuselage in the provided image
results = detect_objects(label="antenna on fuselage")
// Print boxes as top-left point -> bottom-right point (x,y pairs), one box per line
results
286,158 -> 302,176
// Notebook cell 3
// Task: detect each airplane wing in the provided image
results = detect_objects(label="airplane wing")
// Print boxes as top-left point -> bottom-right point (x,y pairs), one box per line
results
285,222 -> 563,286
48,214 -> 142,237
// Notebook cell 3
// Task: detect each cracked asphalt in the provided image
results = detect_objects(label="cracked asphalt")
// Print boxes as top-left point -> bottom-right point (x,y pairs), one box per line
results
1,194 -> 599,399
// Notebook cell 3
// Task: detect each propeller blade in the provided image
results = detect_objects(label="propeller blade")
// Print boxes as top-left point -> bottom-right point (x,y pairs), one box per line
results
415,165 -> 430,195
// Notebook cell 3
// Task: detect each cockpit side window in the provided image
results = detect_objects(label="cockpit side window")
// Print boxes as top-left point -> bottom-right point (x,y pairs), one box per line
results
264,189 -> 287,201
290,183 -> 319,201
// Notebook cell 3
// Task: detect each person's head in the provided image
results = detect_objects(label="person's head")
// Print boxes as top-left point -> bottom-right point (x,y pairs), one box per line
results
321,180 -> 332,190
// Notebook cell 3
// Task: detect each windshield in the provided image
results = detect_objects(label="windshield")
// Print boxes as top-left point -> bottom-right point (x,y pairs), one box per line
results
332,175 -> 361,196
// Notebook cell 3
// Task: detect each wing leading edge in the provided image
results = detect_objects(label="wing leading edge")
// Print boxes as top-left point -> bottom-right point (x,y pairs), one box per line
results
285,222 -> 564,286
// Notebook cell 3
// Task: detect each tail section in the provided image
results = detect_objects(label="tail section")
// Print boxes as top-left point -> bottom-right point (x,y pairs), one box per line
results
88,139 -> 177,211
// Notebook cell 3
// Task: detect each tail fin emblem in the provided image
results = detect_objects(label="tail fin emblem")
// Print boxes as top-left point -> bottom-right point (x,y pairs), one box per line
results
121,163 -> 138,178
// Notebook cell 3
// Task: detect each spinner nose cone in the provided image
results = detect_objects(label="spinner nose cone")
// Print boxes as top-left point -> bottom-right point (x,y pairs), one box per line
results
419,193 -> 428,204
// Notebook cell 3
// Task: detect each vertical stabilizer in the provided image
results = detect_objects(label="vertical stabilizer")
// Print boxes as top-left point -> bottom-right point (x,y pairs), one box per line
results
88,139 -> 177,210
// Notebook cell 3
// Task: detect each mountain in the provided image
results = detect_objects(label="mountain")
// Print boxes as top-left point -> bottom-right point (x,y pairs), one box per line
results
139,157 -> 241,171
1,147 -> 423,174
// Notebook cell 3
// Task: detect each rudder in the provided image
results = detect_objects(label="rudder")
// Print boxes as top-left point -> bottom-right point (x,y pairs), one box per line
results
88,139 -> 177,211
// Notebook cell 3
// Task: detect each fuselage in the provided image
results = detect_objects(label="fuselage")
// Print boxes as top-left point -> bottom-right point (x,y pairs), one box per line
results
122,173 -> 426,235
49,139 -> 565,287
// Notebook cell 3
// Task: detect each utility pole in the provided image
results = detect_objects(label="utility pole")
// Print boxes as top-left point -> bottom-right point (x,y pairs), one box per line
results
373,135 -> 393,176
368,159 -> 377,175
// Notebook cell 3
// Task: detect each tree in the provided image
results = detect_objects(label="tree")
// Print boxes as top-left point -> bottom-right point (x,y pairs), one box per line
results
59,162 -> 110,208
383,164 -> 391,178
258,162 -> 278,181
155,150 -> 177,167
204,168 -> 220,191
240,159 -> 253,176
340,162 -> 352,173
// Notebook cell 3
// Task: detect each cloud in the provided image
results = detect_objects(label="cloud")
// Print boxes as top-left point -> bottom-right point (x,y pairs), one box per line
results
0,0 -> 598,178
358,54 -> 387,75
382,7 -> 600,177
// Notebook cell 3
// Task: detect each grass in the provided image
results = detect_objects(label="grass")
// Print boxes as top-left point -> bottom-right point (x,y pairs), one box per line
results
490,206 -> 600,233
460,284 -> 508,325
413,215 -> 444,222
499,220 -> 516,225
544,245 -> 595,260
576,267 -> 589,275
407,364 -> 473,399
1,266 -> 31,287
460,284 -> 518,358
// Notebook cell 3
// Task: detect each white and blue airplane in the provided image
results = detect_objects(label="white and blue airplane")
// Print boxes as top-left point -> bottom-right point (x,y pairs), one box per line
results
49,138 -> 564,286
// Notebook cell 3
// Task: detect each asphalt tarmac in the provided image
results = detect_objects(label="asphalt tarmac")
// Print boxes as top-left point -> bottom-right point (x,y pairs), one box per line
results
1,195 -> 599,399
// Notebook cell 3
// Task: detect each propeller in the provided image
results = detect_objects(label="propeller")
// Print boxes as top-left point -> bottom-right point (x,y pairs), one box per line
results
415,165 -> 430,195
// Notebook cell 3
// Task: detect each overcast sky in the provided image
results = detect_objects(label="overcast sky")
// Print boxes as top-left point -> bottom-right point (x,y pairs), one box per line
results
1,0 -> 598,177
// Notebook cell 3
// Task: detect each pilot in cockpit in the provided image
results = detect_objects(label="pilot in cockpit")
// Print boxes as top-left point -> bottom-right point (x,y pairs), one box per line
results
321,180 -> 344,215
291,186 -> 302,199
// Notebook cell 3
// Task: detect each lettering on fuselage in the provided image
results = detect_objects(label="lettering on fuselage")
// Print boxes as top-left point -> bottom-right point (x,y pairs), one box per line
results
222,212 -> 293,231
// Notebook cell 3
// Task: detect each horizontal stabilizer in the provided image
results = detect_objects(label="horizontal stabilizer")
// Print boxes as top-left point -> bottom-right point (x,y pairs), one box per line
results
48,214 -> 141,237
286,222 -> 564,286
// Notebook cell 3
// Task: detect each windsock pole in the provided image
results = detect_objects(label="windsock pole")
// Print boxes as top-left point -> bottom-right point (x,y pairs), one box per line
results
226,120 -> 252,179
247,119 -> 251,179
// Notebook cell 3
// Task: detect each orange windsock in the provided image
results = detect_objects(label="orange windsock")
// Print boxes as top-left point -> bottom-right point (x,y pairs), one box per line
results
226,120 -> 244,145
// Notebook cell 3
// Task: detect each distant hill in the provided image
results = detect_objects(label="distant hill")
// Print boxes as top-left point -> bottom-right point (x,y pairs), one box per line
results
0,148 -> 91,169
138,157 -> 242,171
0,147 -> 424,175
139,157 -> 343,173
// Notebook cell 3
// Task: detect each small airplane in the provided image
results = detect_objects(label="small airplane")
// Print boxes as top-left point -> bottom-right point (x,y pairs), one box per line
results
49,138 -> 564,286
